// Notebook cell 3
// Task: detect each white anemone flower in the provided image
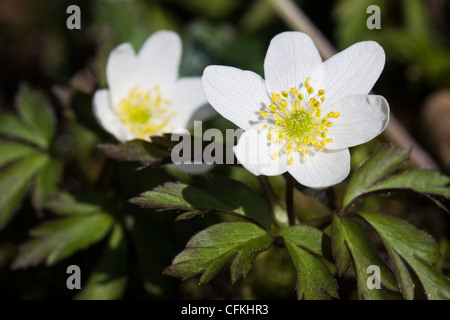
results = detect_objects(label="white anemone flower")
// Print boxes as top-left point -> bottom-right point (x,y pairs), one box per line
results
93,30 -> 211,142
202,31 -> 390,188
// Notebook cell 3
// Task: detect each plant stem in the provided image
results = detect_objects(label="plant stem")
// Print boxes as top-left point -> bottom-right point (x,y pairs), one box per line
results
285,174 -> 295,226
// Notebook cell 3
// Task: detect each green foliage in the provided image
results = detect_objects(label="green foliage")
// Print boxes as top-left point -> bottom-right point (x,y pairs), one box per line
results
343,144 -> 411,208
13,212 -> 114,268
0,152 -> 49,228
343,144 -> 450,211
359,212 -> 450,300
130,176 -> 271,230
164,222 -> 272,284
76,224 -> 128,300
279,226 -> 337,299
331,215 -> 398,299
0,84 -> 61,228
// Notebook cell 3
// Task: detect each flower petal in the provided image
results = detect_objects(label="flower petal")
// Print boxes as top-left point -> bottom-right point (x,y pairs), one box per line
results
93,89 -> 133,142
324,95 -> 390,150
167,77 -> 213,129
137,30 -> 182,90
106,43 -> 137,108
233,122 -> 291,176
288,148 -> 350,189
264,31 -> 323,95
318,41 -> 385,107
202,66 -> 270,130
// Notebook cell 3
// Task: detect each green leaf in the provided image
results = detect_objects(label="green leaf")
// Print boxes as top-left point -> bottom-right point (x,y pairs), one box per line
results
343,144 -> 410,208
279,225 -> 337,299
0,112 -> 46,148
163,222 -> 272,284
76,224 -> 127,300
130,177 -> 271,230
284,241 -> 337,300
32,158 -> 62,209
331,215 -> 398,299
44,192 -> 105,215
358,212 -> 450,300
363,170 -> 450,204
0,152 -> 49,228
15,83 -> 55,148
0,141 -> 36,168
13,213 -> 114,268
278,225 -> 332,259
97,139 -> 170,163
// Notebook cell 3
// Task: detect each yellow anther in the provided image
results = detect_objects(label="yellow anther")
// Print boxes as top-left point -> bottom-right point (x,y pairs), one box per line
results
320,96 -> 325,102
263,124 -> 268,129
260,110 -> 268,117
288,158 -> 294,165
298,93 -> 304,100
320,132 -> 327,138
269,104 -> 278,111
308,87 -> 314,94
281,91 -> 288,98
318,89 -> 325,96
273,113 -> 280,118
272,153 -> 279,160
276,94 -> 281,100
290,87 -> 298,95
326,138 -> 333,143
296,146 -> 302,151
326,122 -> 333,127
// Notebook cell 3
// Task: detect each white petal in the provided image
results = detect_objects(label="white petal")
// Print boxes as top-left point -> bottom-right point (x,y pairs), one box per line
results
324,95 -> 390,150
93,89 -> 133,142
318,41 -> 385,108
137,30 -> 181,89
167,77 -> 213,129
288,148 -> 350,189
264,31 -> 323,95
106,43 -> 138,108
202,66 -> 270,130
233,122 -> 291,176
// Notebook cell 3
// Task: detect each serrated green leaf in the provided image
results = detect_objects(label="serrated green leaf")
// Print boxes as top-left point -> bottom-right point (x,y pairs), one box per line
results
44,192 -> 105,215
130,182 -> 229,211
76,224 -> 127,300
0,152 -> 49,228
130,178 -> 271,229
32,158 -> 62,209
15,84 -> 55,148
331,215 -> 398,299
343,144 -> 410,208
0,112 -> 46,148
279,225 -> 332,259
97,139 -> 170,163
163,222 -> 272,284
12,213 -> 114,268
285,241 -> 338,300
280,225 -> 337,300
359,212 -> 450,300
364,170 -> 450,198
0,141 -> 36,168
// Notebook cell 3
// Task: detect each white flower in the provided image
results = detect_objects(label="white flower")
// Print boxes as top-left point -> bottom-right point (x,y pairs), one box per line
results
93,30 -> 212,142
202,31 -> 389,188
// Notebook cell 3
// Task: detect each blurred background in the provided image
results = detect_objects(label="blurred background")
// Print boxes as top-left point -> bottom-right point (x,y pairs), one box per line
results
0,0 -> 449,299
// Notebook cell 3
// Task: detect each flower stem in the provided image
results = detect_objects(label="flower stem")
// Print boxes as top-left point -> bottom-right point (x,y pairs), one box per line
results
285,174 -> 295,226
258,176 -> 286,230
